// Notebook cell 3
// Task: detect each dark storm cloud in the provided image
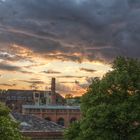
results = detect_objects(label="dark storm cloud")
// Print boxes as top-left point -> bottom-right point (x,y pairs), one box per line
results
0,83 -> 16,87
45,75 -> 84,79
42,69 -> 61,74
0,0 -> 140,62
57,75 -> 84,79
24,63 -> 46,69
20,70 -> 34,74
0,61 -> 34,74
0,61 -> 21,71
19,78 -> 46,90
19,80 -> 45,85
80,68 -> 96,73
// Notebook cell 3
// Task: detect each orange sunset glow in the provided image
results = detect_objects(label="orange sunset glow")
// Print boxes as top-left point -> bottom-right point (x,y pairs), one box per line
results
0,43 -> 111,96
0,0 -> 139,96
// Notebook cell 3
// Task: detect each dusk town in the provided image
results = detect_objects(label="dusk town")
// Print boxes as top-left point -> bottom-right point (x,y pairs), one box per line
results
0,0 -> 140,140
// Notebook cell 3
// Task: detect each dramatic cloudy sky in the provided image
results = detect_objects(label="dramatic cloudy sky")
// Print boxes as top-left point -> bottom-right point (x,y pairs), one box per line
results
0,0 -> 139,96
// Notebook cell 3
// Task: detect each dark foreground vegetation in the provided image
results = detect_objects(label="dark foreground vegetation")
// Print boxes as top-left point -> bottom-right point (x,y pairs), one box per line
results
0,103 -> 29,140
65,57 -> 140,140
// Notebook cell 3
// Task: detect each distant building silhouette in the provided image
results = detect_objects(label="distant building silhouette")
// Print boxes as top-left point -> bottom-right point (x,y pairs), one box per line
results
0,78 -> 65,112
0,78 -> 81,127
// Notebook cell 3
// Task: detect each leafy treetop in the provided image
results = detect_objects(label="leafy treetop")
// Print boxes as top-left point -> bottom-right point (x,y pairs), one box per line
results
65,57 -> 140,140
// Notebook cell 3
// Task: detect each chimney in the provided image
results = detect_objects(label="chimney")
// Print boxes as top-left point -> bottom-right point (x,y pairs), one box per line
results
51,78 -> 56,104
51,77 -> 56,93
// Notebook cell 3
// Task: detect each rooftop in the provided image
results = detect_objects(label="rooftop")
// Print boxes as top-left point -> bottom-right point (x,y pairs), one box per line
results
11,112 -> 64,132
7,89 -> 51,94
22,105 -> 80,110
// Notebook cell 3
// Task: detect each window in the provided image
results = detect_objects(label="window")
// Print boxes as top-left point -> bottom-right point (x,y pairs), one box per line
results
57,118 -> 64,126
35,93 -> 39,97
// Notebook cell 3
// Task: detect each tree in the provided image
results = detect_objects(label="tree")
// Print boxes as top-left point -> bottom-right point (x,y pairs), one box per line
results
64,121 -> 81,140
0,103 -> 29,140
65,57 -> 140,140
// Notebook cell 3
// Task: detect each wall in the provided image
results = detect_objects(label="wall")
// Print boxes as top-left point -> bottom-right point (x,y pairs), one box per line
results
22,131 -> 63,140
23,108 -> 81,127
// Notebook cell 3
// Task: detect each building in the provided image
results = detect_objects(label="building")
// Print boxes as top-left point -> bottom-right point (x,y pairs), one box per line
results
6,89 -> 35,112
11,112 -> 64,140
21,78 -> 81,127
0,78 -> 81,127
22,105 -> 81,127
0,78 -> 65,112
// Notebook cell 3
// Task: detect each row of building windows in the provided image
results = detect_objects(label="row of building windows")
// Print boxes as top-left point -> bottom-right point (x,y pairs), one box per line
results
7,96 -> 32,101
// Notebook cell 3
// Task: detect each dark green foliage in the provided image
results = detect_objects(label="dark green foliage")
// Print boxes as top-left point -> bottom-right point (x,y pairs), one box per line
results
0,103 -> 29,140
64,121 -> 81,140
65,57 -> 140,140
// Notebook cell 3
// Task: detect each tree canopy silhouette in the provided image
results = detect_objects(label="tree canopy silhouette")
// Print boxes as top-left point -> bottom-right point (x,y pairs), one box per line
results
65,57 -> 140,140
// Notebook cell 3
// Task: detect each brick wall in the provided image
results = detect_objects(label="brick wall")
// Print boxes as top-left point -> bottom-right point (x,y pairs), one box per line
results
22,131 -> 63,140
23,108 -> 81,127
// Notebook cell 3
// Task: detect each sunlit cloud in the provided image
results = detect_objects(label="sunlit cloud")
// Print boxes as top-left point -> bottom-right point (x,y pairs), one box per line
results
0,0 -> 139,95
